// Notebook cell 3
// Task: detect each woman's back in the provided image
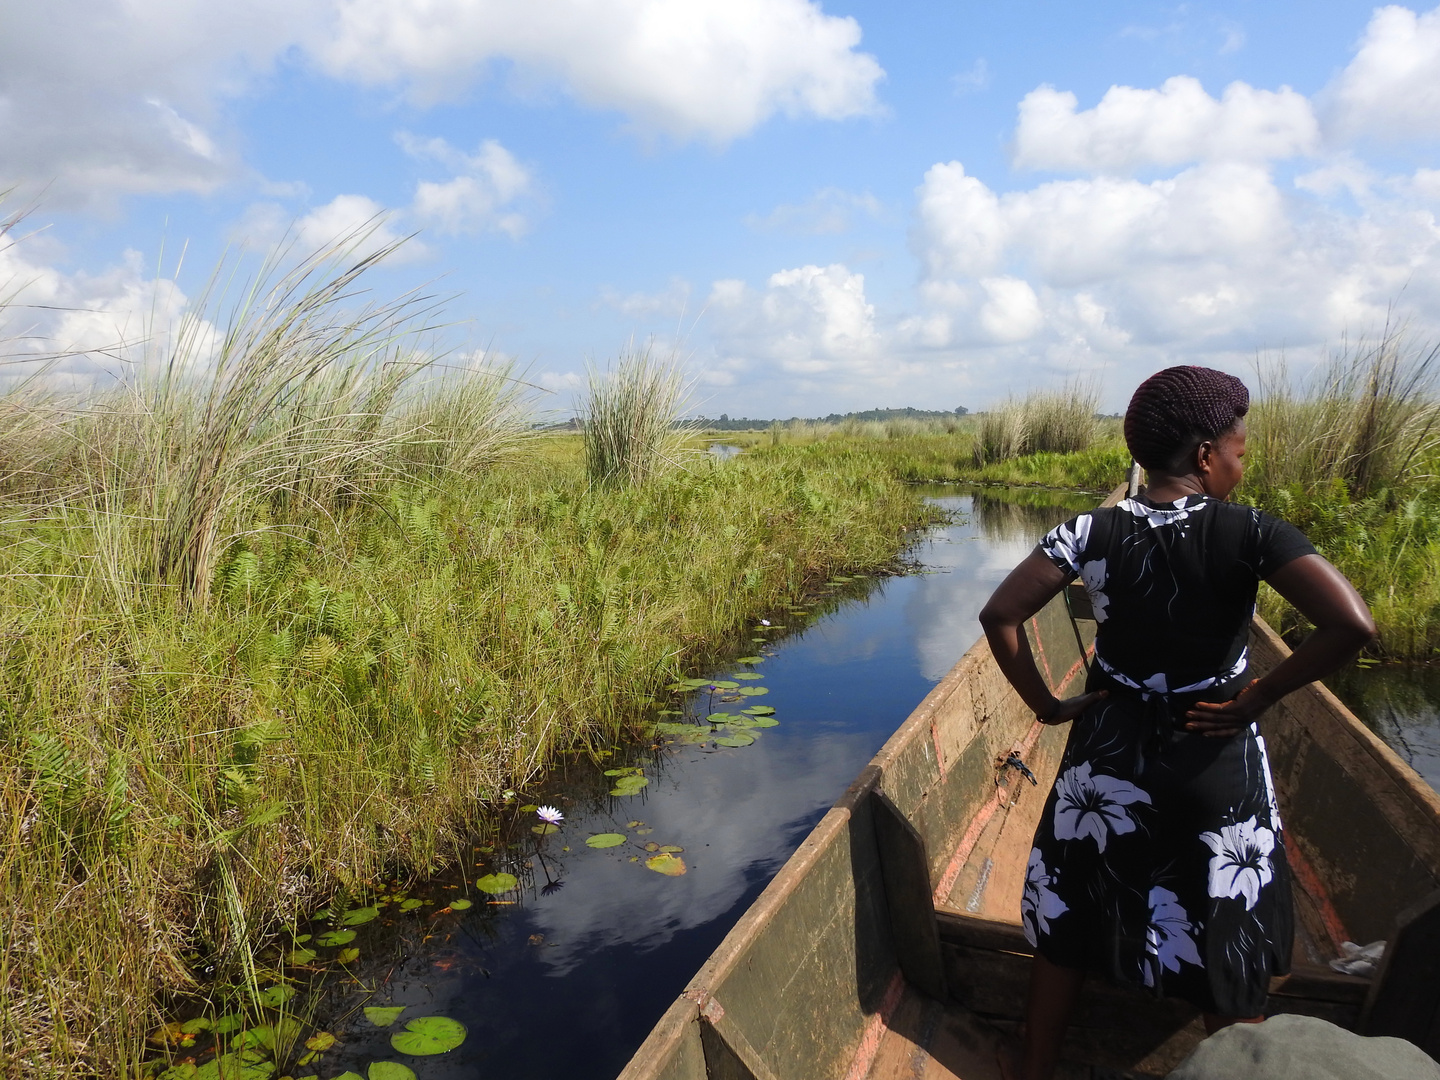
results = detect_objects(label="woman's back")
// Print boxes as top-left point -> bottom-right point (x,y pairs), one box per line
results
1040,494 -> 1314,696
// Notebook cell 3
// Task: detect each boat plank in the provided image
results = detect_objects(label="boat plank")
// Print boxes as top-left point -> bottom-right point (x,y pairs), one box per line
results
684,792 -> 900,1080
616,998 -> 706,1080
860,987 -> 1012,1080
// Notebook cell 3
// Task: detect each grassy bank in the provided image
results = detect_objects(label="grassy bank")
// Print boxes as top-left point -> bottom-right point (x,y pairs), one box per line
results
0,248 -> 936,1075
3,437 -> 932,1076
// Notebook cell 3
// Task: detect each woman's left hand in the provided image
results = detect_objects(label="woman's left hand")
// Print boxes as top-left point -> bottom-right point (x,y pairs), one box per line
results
1184,680 -> 1273,737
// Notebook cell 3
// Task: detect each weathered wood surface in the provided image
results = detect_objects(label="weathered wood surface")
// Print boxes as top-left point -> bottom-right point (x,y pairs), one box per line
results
872,788 -> 946,999
1362,888 -> 1440,1058
1249,618 -> 1440,949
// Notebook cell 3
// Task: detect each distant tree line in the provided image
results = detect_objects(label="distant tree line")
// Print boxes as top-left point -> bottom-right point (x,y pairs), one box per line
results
690,406 -> 969,431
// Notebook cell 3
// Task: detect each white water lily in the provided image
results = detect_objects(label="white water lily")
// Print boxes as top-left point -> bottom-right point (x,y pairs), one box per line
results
1053,761 -> 1151,853
1201,816 -> 1275,910
1143,886 -> 1203,987
1079,558 -> 1109,622
536,805 -> 564,825
1021,848 -> 1068,947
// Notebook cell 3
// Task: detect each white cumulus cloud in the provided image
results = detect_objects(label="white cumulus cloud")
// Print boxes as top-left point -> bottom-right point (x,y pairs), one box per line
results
1326,4 -> 1440,141
2,0 -> 883,205
401,135 -> 534,238
319,0 -> 884,143
707,264 -> 883,378
1012,76 -> 1319,173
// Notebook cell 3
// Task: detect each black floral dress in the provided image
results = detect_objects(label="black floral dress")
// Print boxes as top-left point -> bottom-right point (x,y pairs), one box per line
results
1023,493 -> 1316,1017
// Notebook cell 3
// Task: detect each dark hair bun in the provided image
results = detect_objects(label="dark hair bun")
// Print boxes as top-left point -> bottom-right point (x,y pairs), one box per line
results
1124,366 -> 1249,471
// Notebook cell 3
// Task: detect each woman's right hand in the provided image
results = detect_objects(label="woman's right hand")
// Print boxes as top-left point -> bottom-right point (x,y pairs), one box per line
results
1041,690 -> 1107,725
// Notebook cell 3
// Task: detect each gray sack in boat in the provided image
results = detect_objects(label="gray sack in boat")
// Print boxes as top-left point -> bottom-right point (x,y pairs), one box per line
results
1166,1014 -> 1440,1080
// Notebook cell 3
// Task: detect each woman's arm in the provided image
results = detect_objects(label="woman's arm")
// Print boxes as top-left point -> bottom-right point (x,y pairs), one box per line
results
979,549 -> 1108,724
1185,553 -> 1376,736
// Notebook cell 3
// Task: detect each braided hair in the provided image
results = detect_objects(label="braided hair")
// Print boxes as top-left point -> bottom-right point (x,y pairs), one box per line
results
1123,366 -> 1249,473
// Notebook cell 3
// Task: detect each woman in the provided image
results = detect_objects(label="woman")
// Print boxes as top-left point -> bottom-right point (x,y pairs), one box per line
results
978,366 -> 1376,1080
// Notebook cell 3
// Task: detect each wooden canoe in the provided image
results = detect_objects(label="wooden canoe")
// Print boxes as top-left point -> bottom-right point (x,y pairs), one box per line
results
619,483 -> 1440,1080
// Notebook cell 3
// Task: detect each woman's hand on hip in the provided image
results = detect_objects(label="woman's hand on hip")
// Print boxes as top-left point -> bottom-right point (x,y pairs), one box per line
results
1184,680 -> 1272,737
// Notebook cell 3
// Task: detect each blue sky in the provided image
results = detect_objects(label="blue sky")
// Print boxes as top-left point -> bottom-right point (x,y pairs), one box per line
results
4,1 -> 1440,416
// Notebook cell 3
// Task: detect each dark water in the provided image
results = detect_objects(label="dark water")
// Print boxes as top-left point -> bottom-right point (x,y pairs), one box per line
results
1325,664 -> 1440,792
315,487 -> 1095,1080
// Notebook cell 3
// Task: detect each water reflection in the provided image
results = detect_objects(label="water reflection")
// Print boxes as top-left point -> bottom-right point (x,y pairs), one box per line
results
316,487 -> 1093,1080
1325,664 -> 1440,792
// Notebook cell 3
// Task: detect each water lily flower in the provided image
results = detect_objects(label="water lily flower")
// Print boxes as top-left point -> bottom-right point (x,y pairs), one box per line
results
536,805 -> 564,825
760,619 -> 770,626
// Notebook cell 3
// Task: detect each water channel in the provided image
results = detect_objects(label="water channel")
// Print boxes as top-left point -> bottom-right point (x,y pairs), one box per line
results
305,485 -> 1438,1080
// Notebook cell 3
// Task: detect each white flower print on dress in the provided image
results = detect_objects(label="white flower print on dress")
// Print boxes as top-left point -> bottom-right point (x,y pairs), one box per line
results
1142,886 -> 1204,987
1053,761 -> 1152,852
1118,495 -> 1211,530
1022,848 -> 1068,947
1253,730 -> 1284,831
1079,559 -> 1109,623
1201,816 -> 1275,910
1040,514 -> 1093,574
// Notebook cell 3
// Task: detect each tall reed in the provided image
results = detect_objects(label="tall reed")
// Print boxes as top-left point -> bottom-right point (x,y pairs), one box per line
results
581,347 -> 691,485
1248,331 -> 1440,497
973,383 -> 1099,464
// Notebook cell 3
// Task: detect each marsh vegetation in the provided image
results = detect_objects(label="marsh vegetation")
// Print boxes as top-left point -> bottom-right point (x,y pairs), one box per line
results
0,244 -> 935,1076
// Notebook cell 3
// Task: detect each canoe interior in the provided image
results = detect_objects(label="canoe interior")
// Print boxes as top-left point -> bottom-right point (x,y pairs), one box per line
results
619,485 -> 1440,1080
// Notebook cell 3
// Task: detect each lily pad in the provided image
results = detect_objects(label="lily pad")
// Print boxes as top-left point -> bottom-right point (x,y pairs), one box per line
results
390,1016 -> 468,1056
364,1006 -> 406,1026
158,1065 -> 198,1080
531,823 -> 558,835
602,767 -> 636,776
449,898 -> 472,911
255,984 -> 296,1008
334,1073 -> 365,1080
518,804 -> 538,812
585,833 -> 627,849
705,713 -> 733,723
399,898 -> 424,911
737,686 -> 769,696
316,929 -> 356,947
742,705 -> 776,715
627,820 -> 643,828
646,853 -> 687,876
368,1065 -> 417,1080
661,845 -> 684,853
213,1013 -> 244,1035
654,722 -> 694,735
733,672 -> 763,680
180,1018 -> 213,1035
305,1030 -> 337,1052
713,732 -> 756,747
194,1052 -> 273,1080
609,774 -> 649,796
337,947 -> 361,963
339,906 -> 381,926
644,841 -> 659,851
287,946 -> 317,965
736,656 -> 764,664
750,716 -> 780,727
475,872 -> 518,894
